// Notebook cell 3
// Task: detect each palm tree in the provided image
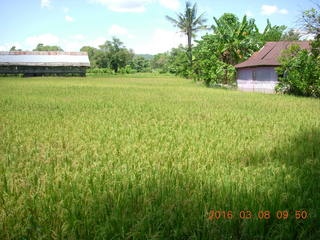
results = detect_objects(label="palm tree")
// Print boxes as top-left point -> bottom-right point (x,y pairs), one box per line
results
166,1 -> 207,67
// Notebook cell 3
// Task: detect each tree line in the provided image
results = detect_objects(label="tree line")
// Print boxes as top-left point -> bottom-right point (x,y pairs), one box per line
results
163,1 -> 319,97
8,1 -> 319,96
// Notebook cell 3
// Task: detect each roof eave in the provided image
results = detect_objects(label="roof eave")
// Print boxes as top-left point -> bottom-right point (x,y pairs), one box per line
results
235,64 -> 280,69
0,62 -> 90,67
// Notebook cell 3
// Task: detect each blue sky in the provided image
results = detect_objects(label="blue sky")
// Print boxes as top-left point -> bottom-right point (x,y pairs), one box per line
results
0,0 -> 316,54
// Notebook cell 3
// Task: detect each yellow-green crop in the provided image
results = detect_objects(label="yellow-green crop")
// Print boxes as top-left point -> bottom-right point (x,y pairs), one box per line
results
0,74 -> 319,239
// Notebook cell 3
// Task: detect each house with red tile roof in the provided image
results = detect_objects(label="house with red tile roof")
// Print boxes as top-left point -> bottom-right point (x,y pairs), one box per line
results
235,41 -> 311,93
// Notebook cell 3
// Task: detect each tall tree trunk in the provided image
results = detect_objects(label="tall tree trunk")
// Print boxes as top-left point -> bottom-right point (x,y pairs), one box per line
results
187,32 -> 192,68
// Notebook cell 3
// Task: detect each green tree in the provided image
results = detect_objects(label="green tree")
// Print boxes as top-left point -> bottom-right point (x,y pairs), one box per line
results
211,13 -> 262,65
151,53 -> 170,73
261,19 -> 287,41
192,13 -> 262,86
166,1 -> 207,67
301,3 -> 320,38
193,35 -> 236,86
33,43 -> 63,51
97,37 -> 134,72
281,29 -> 301,41
80,46 -> 99,67
130,56 -> 151,72
276,44 -> 320,97
167,45 -> 190,77
9,46 -> 22,51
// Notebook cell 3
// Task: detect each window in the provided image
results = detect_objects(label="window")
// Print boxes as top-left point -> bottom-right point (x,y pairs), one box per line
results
238,69 -> 252,80
254,68 -> 277,81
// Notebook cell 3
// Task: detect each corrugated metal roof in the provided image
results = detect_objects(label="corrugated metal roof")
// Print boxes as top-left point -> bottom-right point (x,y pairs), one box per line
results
235,41 -> 311,69
0,51 -> 90,67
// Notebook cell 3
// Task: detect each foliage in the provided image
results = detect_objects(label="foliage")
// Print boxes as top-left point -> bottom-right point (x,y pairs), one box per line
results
193,13 -> 262,86
118,65 -> 138,74
99,37 -> 134,72
0,76 -> 320,239
301,3 -> 320,38
166,1 -> 207,66
81,37 -> 134,73
80,46 -> 99,67
311,35 -> 320,57
9,46 -> 22,51
136,54 -> 154,60
86,67 -> 115,74
150,46 -> 189,77
261,19 -> 287,42
167,45 -> 190,77
211,14 -> 262,65
280,29 -> 301,41
151,53 -> 170,73
191,13 -> 292,87
193,36 -> 235,86
276,43 -> 320,97
33,43 -> 63,51
130,56 -> 151,72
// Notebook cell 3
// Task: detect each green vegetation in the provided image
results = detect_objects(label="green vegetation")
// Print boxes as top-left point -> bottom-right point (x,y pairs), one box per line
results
1,75 -> 319,239
154,12 -> 288,85
300,3 -> 320,38
276,39 -> 320,97
33,43 -> 64,51
81,37 -> 134,73
166,1 -> 207,67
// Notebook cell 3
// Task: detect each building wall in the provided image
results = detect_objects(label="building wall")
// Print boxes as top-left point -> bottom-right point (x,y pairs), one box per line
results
237,67 -> 278,93
0,66 -> 87,76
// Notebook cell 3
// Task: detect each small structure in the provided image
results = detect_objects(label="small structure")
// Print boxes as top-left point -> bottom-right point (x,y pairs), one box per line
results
235,41 -> 310,93
0,51 -> 90,76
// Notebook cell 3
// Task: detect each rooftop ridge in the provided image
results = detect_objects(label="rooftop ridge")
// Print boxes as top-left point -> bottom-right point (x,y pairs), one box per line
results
261,42 -> 276,60
235,41 -> 311,69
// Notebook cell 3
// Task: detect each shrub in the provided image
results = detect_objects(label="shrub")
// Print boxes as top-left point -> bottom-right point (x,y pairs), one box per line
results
193,53 -> 236,86
87,68 -> 115,74
276,44 -> 320,97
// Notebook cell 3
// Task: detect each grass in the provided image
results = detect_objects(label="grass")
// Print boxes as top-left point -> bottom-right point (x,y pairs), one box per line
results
0,74 -> 319,239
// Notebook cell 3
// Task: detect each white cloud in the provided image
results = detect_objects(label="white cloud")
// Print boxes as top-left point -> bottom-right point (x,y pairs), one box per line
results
0,42 -> 23,51
59,36 -> 107,51
90,0 -> 180,12
65,15 -> 74,22
25,34 -> 60,48
134,28 -> 185,54
109,24 -> 129,35
86,37 -> 108,48
261,5 -> 288,16
0,33 -> 108,52
108,24 -> 135,39
279,9 -> 288,14
71,34 -> 86,40
91,0 -> 150,13
158,0 -> 180,10
245,10 -> 254,17
295,29 -> 316,40
41,0 -> 51,8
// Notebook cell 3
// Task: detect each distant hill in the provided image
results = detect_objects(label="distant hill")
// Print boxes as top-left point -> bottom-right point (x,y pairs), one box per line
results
136,54 -> 154,60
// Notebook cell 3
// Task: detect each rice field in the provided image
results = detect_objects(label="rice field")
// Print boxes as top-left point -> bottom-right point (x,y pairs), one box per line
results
0,74 -> 319,239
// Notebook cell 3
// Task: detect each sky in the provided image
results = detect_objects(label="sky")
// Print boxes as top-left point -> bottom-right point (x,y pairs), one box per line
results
0,0 -> 317,54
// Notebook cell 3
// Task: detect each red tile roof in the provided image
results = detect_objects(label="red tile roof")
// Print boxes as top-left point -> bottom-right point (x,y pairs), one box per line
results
235,41 -> 311,69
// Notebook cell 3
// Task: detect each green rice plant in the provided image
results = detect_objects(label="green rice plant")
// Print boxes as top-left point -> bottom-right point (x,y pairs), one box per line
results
0,74 -> 319,239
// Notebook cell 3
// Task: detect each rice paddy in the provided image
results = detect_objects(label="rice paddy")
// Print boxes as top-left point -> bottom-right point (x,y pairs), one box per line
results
0,74 -> 319,239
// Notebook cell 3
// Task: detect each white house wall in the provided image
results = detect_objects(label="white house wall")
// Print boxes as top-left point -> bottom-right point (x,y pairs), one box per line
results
237,67 -> 278,94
